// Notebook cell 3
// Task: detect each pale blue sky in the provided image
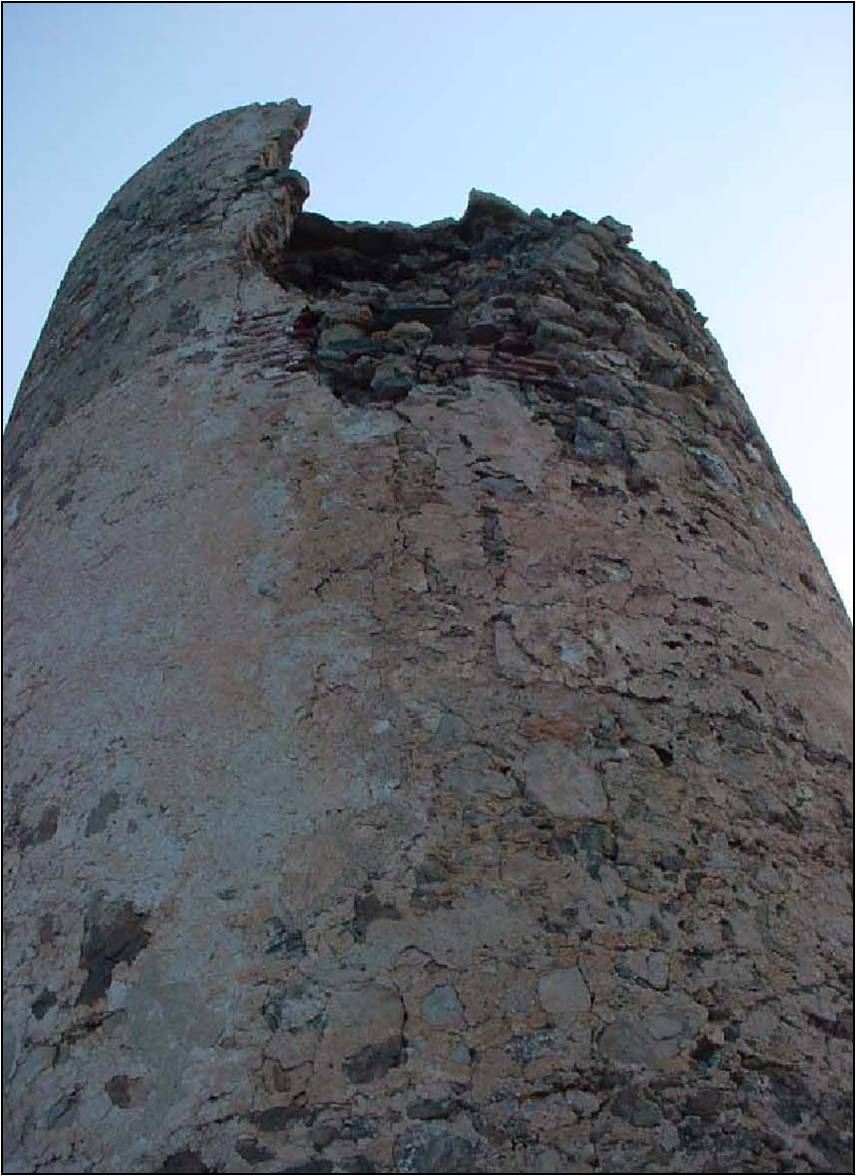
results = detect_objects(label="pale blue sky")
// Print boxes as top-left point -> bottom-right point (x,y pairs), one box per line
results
3,2 -> 853,611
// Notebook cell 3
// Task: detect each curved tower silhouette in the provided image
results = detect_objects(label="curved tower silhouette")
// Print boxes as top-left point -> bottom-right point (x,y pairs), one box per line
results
3,102 -> 852,1174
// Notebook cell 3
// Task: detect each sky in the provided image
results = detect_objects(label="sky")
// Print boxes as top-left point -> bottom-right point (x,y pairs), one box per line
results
3,2 -> 853,612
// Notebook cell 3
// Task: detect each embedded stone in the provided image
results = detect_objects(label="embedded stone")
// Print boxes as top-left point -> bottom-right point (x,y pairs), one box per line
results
610,1086 -> 662,1126
388,320 -> 432,344
688,445 -> 738,490
538,967 -> 591,1021
422,984 -> 465,1027
370,361 -> 413,399
462,188 -> 529,230
598,215 -> 634,245
468,321 -> 503,345
318,322 -> 368,350
553,235 -> 600,273
532,294 -> 576,324
522,742 -> 607,819
395,1127 -> 476,1174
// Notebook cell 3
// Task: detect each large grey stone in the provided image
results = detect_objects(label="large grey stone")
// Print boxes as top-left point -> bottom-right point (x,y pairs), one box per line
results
523,742 -> 608,819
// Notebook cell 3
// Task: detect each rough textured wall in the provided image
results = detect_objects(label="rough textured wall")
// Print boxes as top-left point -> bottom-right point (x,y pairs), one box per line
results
3,100 -> 853,1175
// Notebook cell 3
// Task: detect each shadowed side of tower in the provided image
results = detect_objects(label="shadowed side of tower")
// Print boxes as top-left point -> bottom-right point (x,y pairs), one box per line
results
3,102 -> 853,1174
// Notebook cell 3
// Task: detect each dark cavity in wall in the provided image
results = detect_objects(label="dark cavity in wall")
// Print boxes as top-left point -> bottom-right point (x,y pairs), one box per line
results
76,897 -> 151,1005
155,1150 -> 212,1174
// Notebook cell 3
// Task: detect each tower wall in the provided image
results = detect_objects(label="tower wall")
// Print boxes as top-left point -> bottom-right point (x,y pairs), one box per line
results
3,102 -> 852,1174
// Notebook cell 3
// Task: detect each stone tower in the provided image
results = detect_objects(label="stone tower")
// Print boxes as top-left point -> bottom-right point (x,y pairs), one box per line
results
3,102 -> 852,1174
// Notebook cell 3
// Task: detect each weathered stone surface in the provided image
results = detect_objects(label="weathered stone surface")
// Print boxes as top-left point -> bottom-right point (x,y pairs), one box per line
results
538,967 -> 592,1021
523,741 -> 608,819
2,100 -> 853,1174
